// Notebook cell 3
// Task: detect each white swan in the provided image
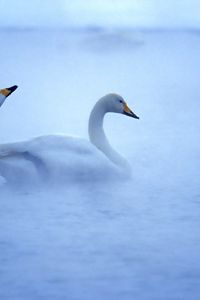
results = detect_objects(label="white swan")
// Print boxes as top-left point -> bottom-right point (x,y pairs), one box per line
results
0,85 -> 18,107
0,86 -> 139,184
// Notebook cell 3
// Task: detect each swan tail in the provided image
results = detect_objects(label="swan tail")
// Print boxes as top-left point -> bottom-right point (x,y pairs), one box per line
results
0,143 -> 24,158
0,149 -> 49,185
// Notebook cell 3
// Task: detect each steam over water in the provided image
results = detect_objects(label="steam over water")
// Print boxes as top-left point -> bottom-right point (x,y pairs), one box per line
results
0,29 -> 200,299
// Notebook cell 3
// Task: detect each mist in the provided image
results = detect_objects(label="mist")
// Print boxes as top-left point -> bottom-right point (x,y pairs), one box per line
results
0,1 -> 200,299
1,0 -> 200,28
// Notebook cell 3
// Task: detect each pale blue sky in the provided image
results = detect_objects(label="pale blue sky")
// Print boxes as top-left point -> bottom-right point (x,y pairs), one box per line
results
0,0 -> 200,28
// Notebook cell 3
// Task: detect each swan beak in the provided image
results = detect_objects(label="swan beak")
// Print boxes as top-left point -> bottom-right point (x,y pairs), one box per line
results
0,85 -> 18,98
123,103 -> 139,119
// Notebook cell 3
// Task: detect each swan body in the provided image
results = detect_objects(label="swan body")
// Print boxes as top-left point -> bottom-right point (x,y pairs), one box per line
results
0,87 -> 139,184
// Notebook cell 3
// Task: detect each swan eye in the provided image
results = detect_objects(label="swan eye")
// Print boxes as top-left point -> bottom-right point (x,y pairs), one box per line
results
119,100 -> 123,104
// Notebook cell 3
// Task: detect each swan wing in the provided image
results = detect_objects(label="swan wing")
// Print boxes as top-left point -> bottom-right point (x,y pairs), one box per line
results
0,135 -> 116,185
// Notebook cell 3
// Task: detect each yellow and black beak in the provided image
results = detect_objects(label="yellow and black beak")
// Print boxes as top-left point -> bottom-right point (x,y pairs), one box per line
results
123,103 -> 139,119
0,85 -> 18,98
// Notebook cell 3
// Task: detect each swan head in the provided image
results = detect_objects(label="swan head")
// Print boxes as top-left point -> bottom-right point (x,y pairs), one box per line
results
0,85 -> 18,98
104,93 -> 139,119
0,85 -> 18,108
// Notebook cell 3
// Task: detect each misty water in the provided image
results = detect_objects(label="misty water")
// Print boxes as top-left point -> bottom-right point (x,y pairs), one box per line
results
0,29 -> 200,299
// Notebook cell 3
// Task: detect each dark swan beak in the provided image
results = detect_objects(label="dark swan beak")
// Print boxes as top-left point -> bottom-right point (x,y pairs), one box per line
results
0,85 -> 18,98
123,103 -> 139,119
5,85 -> 18,97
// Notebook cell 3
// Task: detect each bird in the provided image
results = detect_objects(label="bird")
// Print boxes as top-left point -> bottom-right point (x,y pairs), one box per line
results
0,85 -> 18,108
0,86 -> 139,184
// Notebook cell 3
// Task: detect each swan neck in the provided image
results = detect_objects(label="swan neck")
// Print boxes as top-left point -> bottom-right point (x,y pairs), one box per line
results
88,98 -> 131,173
88,100 -> 106,148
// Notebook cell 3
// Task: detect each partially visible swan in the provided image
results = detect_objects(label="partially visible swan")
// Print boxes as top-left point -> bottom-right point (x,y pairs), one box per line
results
0,86 -> 139,184
0,85 -> 18,107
